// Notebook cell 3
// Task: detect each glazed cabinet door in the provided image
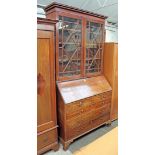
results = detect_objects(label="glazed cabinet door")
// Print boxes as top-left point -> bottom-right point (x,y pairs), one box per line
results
58,16 -> 82,80
37,30 -> 56,132
85,21 -> 104,76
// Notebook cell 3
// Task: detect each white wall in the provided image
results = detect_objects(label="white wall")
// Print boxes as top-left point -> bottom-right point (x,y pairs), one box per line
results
105,25 -> 118,43
37,7 -> 45,18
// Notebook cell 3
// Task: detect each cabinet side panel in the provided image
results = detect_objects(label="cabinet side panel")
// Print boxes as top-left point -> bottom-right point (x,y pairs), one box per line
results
111,44 -> 118,120
57,87 -> 66,140
103,43 -> 114,86
103,43 -> 118,121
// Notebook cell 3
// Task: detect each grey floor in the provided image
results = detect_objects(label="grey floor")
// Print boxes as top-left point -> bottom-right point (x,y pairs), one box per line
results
44,120 -> 118,155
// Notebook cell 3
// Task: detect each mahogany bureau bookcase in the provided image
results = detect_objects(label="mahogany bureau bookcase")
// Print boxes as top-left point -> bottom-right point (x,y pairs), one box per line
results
37,18 -> 59,154
44,2 -> 112,150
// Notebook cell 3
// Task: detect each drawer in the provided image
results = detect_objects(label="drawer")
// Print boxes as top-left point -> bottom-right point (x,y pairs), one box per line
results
66,115 -> 81,130
92,105 -> 110,121
66,109 -> 81,120
103,98 -> 112,105
91,91 -> 112,104
67,120 -> 92,140
102,91 -> 112,98
92,98 -> 111,109
81,98 -> 92,113
81,111 -> 92,125
66,101 -> 82,113
66,98 -> 92,120
92,112 -> 110,128
92,94 -> 103,103
37,128 -> 57,150
66,101 -> 82,119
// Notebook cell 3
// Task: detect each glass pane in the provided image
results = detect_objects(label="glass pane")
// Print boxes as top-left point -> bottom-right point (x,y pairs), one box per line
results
85,21 -> 103,74
58,16 -> 82,77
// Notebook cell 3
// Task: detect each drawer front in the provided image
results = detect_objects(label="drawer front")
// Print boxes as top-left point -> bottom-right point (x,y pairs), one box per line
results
66,115 -> 81,130
92,105 -> 110,120
92,112 -> 110,128
92,92 -> 112,103
67,121 -> 92,140
81,98 -> 92,113
92,98 -> 111,109
81,111 -> 92,125
103,91 -> 112,99
66,98 -> 92,120
66,101 -> 82,113
92,94 -> 103,103
37,129 -> 57,150
66,109 -> 81,120
66,101 -> 82,120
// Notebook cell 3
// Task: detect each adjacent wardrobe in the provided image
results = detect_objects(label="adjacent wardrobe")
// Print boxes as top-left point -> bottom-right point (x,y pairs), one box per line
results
37,18 -> 59,154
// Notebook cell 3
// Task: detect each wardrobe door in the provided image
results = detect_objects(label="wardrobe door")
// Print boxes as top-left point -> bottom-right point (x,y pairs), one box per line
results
85,21 -> 104,77
37,30 -> 56,132
58,16 -> 82,81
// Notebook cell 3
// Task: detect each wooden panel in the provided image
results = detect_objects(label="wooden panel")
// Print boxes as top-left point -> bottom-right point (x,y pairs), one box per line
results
81,98 -> 92,113
66,111 -> 92,140
57,76 -> 112,103
66,98 -> 91,119
66,101 -> 81,113
92,94 -> 103,103
37,24 -> 54,31
66,115 -> 81,130
57,91 -> 66,140
81,111 -> 92,125
103,43 -> 118,121
92,106 -> 110,121
92,98 -> 111,110
37,129 -> 57,150
38,121 -> 55,133
111,44 -> 118,120
92,113 -> 110,128
66,122 -> 92,140
37,37 -> 53,126
103,43 -> 114,85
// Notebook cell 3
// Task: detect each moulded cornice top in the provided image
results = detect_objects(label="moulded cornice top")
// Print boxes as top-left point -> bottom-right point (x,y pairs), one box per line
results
44,2 -> 108,19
